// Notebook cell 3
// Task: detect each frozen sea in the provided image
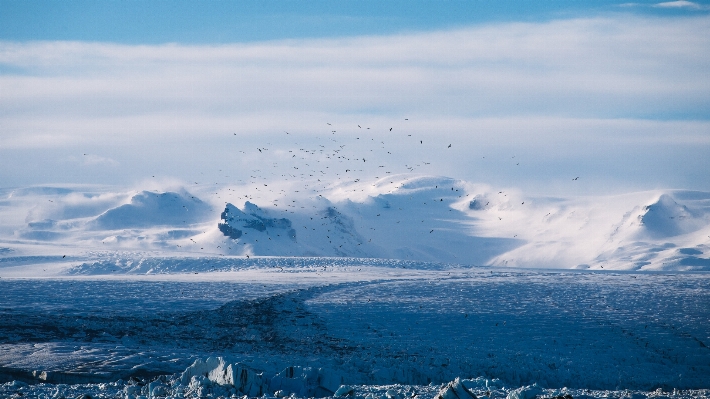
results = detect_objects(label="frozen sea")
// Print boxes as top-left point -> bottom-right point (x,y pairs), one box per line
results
0,258 -> 709,398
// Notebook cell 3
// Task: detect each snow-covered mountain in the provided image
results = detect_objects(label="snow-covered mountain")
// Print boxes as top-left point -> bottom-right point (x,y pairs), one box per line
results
1,179 -> 710,395
1,175 -> 708,271
91,190 -> 212,230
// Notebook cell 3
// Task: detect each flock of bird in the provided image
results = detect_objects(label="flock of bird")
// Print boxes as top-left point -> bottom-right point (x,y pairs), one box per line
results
47,120 -> 589,266
132,120 -> 581,258
208,121 -> 447,210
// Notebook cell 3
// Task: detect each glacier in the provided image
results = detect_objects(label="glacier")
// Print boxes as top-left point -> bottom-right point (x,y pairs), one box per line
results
0,175 -> 709,398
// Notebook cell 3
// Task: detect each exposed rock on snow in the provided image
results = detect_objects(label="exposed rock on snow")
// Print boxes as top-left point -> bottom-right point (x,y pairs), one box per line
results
216,200 -> 374,258
219,202 -> 297,241
468,196 -> 489,211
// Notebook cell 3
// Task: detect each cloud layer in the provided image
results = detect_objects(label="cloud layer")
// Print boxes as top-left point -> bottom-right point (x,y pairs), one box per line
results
1,14 -> 708,193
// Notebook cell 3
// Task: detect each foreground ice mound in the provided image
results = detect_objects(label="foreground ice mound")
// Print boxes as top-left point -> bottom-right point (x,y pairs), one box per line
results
180,357 -> 266,397
270,365 -> 345,397
5,371 -> 700,399
435,378 -> 478,399
506,384 -> 543,399
178,357 -> 345,398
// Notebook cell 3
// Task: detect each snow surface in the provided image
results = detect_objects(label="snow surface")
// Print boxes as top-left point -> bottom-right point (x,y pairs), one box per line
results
1,176 -> 709,397
1,175 -> 709,271
0,263 -> 709,397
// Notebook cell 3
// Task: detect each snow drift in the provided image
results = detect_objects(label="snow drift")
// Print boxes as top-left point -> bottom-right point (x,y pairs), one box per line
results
92,190 -> 212,229
1,175 -> 709,270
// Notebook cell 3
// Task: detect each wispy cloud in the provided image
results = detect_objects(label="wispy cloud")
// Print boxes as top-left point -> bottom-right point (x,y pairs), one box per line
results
1,15 -> 708,148
654,1 -> 710,10
79,154 -> 119,167
619,1 -> 710,10
0,15 -> 709,193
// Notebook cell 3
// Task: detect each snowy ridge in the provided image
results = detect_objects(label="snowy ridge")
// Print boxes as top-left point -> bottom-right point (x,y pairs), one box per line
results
91,190 -> 212,230
66,256 -> 454,275
1,175 -> 709,271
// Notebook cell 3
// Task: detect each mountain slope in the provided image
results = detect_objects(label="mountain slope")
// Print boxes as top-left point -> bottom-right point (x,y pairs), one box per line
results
92,191 -> 213,230
1,177 -> 709,271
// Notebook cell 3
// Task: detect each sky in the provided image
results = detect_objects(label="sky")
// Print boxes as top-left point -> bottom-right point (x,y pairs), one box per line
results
1,0 -> 709,195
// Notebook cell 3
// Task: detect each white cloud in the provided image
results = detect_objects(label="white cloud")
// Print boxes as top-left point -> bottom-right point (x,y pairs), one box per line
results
62,154 -> 119,167
654,1 -> 710,10
80,154 -> 119,166
0,15 -> 708,193
1,16 -> 708,144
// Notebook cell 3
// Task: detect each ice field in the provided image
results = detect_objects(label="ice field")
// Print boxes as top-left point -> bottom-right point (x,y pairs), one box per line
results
3,3 -> 710,396
1,177 -> 709,398
0,257 -> 709,398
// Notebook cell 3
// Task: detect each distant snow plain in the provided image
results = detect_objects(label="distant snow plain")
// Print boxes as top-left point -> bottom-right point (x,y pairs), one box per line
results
1,173 -> 709,398
2,172 -> 709,271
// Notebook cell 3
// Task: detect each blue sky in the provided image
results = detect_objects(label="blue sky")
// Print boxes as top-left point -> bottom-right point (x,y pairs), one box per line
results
1,1 -> 709,194
2,0 -> 709,43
